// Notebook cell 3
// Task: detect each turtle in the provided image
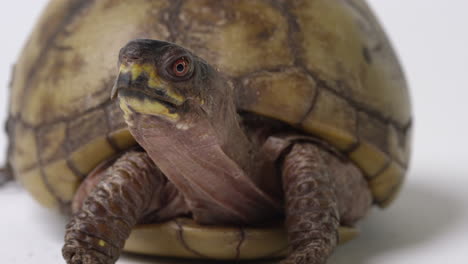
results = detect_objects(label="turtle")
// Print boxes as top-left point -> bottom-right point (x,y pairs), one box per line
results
0,0 -> 412,263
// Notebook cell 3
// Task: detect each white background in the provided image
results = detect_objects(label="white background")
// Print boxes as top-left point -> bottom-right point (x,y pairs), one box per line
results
0,1 -> 467,263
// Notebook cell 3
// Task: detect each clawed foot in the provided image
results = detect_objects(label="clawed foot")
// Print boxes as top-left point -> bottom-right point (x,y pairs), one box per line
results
280,249 -> 327,264
63,244 -> 110,264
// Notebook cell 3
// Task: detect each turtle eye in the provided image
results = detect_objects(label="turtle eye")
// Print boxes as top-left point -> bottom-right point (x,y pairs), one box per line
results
172,58 -> 190,77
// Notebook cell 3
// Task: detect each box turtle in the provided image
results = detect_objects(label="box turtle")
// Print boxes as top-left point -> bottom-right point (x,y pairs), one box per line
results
1,0 -> 412,263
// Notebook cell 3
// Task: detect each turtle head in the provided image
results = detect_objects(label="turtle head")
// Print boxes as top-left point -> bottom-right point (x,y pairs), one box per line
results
112,40 -> 255,189
112,39 -> 225,123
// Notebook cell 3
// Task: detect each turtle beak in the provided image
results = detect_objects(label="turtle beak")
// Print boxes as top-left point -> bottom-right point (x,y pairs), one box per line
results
110,63 -> 185,108
112,63 -> 183,121
110,71 -> 132,100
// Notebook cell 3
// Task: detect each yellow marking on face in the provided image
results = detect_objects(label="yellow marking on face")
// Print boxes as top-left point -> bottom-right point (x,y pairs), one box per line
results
119,64 -> 139,80
119,99 -> 134,125
119,64 -> 184,104
120,96 -> 180,121
99,240 -> 106,247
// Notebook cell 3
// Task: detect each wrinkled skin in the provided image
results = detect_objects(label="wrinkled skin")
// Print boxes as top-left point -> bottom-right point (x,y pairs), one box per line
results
63,40 -> 372,264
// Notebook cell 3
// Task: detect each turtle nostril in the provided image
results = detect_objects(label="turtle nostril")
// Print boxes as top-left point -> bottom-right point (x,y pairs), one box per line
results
121,55 -> 141,64
119,39 -> 173,64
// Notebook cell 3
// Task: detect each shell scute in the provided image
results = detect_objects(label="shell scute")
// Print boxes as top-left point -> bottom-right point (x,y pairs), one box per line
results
44,160 -> 80,203
37,122 -> 67,164
238,67 -> 318,125
178,0 -> 294,76
301,89 -> 358,151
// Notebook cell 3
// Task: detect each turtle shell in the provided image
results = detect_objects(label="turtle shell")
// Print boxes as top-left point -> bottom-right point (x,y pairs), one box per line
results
7,0 -> 411,259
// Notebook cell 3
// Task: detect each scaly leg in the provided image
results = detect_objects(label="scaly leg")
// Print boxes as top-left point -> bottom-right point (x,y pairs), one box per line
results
280,143 -> 372,264
63,151 -> 187,264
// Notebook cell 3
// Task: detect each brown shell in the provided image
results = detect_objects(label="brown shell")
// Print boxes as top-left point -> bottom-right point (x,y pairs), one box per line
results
7,0 -> 411,211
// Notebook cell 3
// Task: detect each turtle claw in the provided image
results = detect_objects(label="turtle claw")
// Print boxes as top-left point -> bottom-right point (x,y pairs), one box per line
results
70,253 -> 102,264
63,246 -> 109,264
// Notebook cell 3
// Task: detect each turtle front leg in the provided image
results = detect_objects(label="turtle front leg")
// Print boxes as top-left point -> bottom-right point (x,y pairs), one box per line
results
63,151 -> 187,264
280,143 -> 372,264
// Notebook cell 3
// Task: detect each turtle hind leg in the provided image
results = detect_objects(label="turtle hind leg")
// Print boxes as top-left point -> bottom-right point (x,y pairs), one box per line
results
63,151 -> 186,264
0,164 -> 13,186
280,143 -> 372,264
